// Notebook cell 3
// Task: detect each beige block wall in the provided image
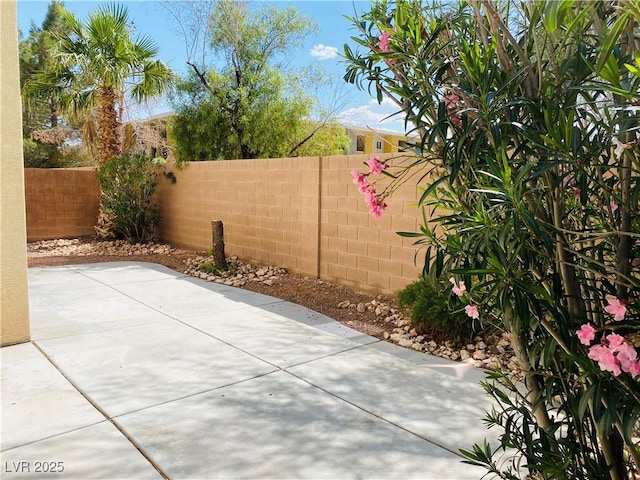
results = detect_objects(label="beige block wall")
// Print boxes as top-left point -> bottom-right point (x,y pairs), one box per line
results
319,155 -> 424,294
157,153 -> 427,295
24,168 -> 100,241
1,0 -> 30,346
24,153 -> 432,296
156,157 -> 322,276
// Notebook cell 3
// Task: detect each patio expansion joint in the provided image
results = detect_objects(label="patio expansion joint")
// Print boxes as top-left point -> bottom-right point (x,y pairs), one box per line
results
283,367 -> 471,461
30,341 -> 171,480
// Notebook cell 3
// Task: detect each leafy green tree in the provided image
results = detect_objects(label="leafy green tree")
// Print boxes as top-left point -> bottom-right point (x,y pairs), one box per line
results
170,0 -> 344,161
19,0 -> 85,167
24,3 -> 174,160
346,0 -> 640,478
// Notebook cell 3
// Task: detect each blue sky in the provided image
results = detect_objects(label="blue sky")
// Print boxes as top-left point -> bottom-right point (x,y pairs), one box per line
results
17,0 -> 405,131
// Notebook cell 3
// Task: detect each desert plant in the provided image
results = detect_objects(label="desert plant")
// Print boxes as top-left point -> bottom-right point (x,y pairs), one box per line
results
345,0 -> 640,478
95,153 -> 161,243
397,276 -> 475,343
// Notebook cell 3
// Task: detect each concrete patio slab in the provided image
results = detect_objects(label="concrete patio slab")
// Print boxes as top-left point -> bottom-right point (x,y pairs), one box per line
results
259,301 -> 378,341
1,422 -> 161,480
68,261 -> 188,285
29,284 -> 174,341
3,262 -> 498,479
112,276 -> 280,318
27,267 -> 103,293
180,306 -> 379,368
289,342 -> 498,453
1,343 -> 104,451
36,322 -> 278,417
116,370 -> 486,479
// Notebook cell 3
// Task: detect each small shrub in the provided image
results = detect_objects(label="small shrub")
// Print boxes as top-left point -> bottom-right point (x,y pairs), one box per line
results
198,262 -> 238,277
96,153 -> 161,243
397,276 -> 474,343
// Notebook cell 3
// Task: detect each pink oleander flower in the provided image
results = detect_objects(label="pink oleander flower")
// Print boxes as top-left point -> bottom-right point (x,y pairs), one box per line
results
609,201 -> 619,213
629,360 -> 640,378
562,176 -> 576,188
605,333 -> 625,349
364,189 -> 387,218
449,277 -> 466,297
378,31 -> 392,53
617,343 -> 638,374
351,170 -> 370,194
573,188 -> 581,199
604,297 -> 627,321
576,323 -> 596,346
588,344 -> 621,376
631,258 -> 640,267
465,304 -> 479,320
367,156 -> 385,175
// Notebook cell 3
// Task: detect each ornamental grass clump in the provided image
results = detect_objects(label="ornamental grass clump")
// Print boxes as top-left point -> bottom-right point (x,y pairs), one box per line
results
346,0 -> 640,478
96,153 -> 161,244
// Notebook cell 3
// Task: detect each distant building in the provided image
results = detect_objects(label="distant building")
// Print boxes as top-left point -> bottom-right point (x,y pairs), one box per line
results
344,126 -> 417,155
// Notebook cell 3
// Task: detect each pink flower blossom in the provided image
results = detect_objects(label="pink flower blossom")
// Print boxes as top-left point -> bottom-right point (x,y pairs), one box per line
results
604,297 -> 627,321
605,333 -> 625,349
378,31 -> 392,53
367,156 -> 385,175
573,188 -> 581,199
351,170 -> 370,194
617,343 -> 638,374
576,323 -> 596,346
588,344 -> 621,376
631,258 -> 640,267
449,277 -> 466,297
609,201 -> 618,213
464,305 -> 479,319
629,360 -> 640,378
562,176 -> 576,188
364,189 -> 387,218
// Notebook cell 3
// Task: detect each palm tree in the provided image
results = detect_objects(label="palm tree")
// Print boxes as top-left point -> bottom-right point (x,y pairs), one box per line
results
24,3 -> 174,160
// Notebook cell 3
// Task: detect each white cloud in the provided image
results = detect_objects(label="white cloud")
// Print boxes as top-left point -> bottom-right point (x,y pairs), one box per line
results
310,44 -> 339,60
337,98 -> 407,132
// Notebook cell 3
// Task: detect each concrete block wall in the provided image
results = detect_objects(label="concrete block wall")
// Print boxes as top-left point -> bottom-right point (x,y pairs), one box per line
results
157,153 -> 427,294
24,168 -> 100,241
319,155 -> 423,293
24,153 -> 431,295
155,157 -> 322,276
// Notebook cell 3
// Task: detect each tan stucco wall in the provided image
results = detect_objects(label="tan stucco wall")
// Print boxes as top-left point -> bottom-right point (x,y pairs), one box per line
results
1,0 -> 31,346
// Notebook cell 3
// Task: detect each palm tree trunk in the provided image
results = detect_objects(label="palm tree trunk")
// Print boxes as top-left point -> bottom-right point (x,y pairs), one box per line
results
99,85 -> 120,160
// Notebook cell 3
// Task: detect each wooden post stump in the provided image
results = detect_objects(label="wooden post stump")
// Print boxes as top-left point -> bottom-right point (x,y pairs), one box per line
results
211,220 -> 227,270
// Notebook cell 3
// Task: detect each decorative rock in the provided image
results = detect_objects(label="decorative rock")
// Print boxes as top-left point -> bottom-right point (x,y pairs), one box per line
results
262,279 -> 273,286
356,303 -> 365,313
383,332 -> 390,340
459,349 -> 471,361
398,338 -> 414,348
473,351 -> 487,361
337,301 -> 351,309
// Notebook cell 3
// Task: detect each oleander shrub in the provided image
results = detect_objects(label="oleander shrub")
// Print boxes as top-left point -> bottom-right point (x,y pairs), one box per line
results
96,153 -> 161,243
